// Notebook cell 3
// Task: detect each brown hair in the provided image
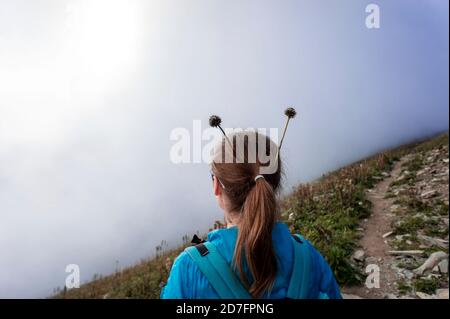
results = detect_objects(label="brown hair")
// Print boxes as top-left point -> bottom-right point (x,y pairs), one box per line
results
211,131 -> 282,298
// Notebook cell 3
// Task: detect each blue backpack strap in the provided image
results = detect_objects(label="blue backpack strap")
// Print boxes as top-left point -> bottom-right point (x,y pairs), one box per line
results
185,241 -> 251,299
287,234 -> 312,299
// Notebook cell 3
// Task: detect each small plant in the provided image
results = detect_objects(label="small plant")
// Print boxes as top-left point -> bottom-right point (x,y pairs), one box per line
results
397,259 -> 420,271
435,200 -> 449,216
404,154 -> 424,173
397,279 -> 412,295
413,277 -> 439,295
393,216 -> 426,235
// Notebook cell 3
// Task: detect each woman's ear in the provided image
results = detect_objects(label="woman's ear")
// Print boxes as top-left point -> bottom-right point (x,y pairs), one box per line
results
213,176 -> 222,196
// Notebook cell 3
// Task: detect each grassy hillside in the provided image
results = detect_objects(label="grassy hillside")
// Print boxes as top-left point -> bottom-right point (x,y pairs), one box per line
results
283,133 -> 448,286
53,132 -> 449,298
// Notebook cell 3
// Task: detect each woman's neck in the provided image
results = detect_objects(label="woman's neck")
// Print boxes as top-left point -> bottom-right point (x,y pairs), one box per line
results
225,211 -> 240,228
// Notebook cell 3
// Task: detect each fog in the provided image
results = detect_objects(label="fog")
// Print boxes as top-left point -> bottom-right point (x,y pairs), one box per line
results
0,0 -> 448,298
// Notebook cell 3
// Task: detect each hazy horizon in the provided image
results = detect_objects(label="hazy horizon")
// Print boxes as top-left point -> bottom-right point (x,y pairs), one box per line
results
0,0 -> 448,297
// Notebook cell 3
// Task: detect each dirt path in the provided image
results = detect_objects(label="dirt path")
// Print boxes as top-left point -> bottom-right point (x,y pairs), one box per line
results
343,156 -> 410,299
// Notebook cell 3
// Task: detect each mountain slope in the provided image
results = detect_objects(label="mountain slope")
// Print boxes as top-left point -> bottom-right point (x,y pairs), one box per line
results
343,133 -> 449,299
53,132 -> 449,299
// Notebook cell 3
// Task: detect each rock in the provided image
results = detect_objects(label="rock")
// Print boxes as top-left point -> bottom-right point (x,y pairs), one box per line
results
414,251 -> 448,276
416,292 -> 436,299
438,259 -> 448,274
412,213 -> 429,220
403,270 -> 414,280
365,256 -> 378,265
417,168 -> 430,176
385,293 -> 398,299
421,190 -> 438,199
342,293 -> 363,299
388,250 -> 425,257
381,172 -> 390,177
417,235 -> 448,249
443,158 -> 449,164
436,289 -> 449,299
425,273 -> 441,280
352,249 -> 365,262
389,205 -> 400,213
432,265 -> 440,273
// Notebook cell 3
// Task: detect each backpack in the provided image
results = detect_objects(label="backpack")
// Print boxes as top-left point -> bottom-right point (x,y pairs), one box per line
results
184,234 -> 312,299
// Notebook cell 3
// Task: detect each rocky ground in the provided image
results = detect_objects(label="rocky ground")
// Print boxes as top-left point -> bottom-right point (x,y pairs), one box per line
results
343,139 -> 449,299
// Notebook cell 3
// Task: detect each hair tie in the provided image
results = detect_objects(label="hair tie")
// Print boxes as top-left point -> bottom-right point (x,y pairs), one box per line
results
254,175 -> 265,182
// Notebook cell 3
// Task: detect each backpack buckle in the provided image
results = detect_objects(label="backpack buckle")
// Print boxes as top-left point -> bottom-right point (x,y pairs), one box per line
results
195,243 -> 209,256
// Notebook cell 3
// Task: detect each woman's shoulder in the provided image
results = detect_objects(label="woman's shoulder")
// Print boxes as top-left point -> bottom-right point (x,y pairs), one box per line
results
171,249 -> 199,274
161,249 -> 212,298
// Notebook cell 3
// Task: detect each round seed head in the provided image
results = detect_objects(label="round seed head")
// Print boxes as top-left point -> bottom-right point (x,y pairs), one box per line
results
284,107 -> 297,119
209,115 -> 222,127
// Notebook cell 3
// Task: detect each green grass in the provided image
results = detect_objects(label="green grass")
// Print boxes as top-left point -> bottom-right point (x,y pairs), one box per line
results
414,133 -> 449,153
404,155 -> 424,174
392,213 -> 448,246
53,246 -> 187,299
397,279 -> 412,295
281,152 -> 398,285
282,132 -> 448,286
397,259 -> 420,271
413,277 -> 440,295
393,216 -> 427,235
435,200 -> 450,216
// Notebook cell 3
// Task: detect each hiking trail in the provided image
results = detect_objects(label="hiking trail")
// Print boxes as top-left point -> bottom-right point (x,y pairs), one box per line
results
343,141 -> 449,300
342,156 -> 410,298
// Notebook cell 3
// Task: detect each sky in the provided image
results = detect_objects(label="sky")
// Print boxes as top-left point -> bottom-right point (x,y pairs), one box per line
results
0,0 -> 448,298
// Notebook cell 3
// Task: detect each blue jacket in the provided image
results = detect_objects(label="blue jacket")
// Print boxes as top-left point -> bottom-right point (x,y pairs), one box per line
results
160,221 -> 341,299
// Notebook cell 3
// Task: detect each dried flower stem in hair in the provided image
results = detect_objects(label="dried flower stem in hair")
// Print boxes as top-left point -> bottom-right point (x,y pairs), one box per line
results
276,107 -> 297,160
209,115 -> 235,161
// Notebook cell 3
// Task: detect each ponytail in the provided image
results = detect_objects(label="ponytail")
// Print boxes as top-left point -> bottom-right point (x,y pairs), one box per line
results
211,131 -> 282,298
233,177 -> 278,298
